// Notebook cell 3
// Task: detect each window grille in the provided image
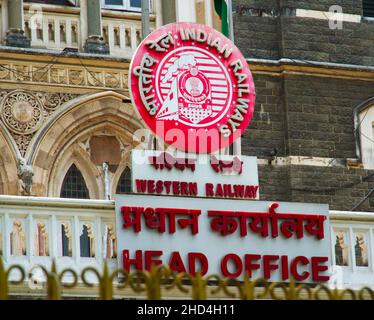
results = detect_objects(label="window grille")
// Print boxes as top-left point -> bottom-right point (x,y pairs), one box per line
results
60,164 -> 90,199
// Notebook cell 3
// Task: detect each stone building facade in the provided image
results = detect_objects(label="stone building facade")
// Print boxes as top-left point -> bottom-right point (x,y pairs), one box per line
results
234,0 -> 374,211
0,0 -> 373,213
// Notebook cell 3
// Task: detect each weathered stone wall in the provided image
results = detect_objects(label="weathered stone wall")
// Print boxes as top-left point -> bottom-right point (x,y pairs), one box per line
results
246,72 -> 374,211
242,74 -> 287,157
284,75 -> 373,159
289,165 -> 374,211
235,1 -> 374,211
258,164 -> 291,202
234,0 -> 362,14
281,0 -> 363,15
257,164 -> 374,211
243,73 -> 373,159
281,18 -> 374,65
233,0 -> 374,65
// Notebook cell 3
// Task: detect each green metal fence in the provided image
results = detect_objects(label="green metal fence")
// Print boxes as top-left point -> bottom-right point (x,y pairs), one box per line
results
1,258 -> 373,300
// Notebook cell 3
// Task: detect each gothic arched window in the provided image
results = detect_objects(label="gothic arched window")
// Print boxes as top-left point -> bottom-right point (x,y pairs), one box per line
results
116,167 -> 132,194
354,98 -> 374,169
60,164 -> 90,199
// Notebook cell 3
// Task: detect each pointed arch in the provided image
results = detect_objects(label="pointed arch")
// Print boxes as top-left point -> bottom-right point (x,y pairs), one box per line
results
27,91 -> 145,196
60,163 -> 90,199
26,90 -> 143,163
0,127 -> 20,195
116,166 -> 132,194
50,143 -> 101,199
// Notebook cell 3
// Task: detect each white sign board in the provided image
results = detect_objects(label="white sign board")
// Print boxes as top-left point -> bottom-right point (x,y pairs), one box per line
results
131,150 -> 259,200
115,194 -> 331,283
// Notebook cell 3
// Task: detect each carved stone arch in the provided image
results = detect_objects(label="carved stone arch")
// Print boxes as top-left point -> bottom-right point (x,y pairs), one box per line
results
111,151 -> 132,199
48,121 -> 135,198
49,144 -> 102,199
0,127 -> 20,195
29,91 -> 145,196
26,91 -> 144,162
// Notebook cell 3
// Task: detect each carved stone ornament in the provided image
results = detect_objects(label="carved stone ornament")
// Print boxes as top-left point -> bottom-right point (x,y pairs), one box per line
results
37,92 -> 75,111
0,90 -> 44,134
17,157 -> 34,196
0,90 -> 78,156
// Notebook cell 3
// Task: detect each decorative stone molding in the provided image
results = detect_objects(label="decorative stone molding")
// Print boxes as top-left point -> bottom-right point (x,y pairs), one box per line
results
17,156 -> 34,196
0,90 -> 44,135
5,29 -> 31,48
0,89 -> 78,156
12,133 -> 33,158
0,60 -> 129,91
84,35 -> 110,55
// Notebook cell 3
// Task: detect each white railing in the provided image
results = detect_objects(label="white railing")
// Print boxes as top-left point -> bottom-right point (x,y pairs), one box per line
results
0,195 -> 116,282
24,12 -> 81,50
102,18 -> 142,58
20,10 -> 146,57
1,194 -> 374,289
0,0 -> 156,58
329,210 -> 374,289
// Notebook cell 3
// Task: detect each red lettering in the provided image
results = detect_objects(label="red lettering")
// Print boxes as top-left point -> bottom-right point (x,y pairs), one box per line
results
169,251 -> 187,273
228,185 -> 235,197
311,256 -> 330,281
180,182 -> 188,196
221,253 -> 243,278
188,252 -> 208,276
122,249 -> 143,272
172,181 -> 180,195
148,180 -> 155,193
281,255 -> 289,280
244,254 -> 261,278
164,181 -> 172,194
223,184 -> 229,197
233,185 -> 244,198
189,182 -> 198,196
144,250 -> 163,271
290,256 -> 310,281
135,180 -> 147,193
263,255 -> 279,279
155,180 -> 163,193
244,185 -> 258,198
252,186 -> 259,198
223,184 -> 235,197
206,183 -> 214,197
216,184 -> 223,197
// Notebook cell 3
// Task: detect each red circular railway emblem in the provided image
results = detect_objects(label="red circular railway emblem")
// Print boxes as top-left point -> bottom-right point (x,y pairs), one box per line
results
129,22 -> 256,153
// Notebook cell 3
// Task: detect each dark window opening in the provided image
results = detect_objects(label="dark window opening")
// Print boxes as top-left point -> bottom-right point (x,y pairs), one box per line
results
80,225 -> 91,258
24,0 -> 76,6
60,164 -> 90,199
363,0 -> 374,17
104,0 -> 143,11
116,167 -> 132,193
61,224 -> 70,257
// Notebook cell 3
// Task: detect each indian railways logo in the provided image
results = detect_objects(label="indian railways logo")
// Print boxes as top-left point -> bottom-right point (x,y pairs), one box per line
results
129,22 -> 256,153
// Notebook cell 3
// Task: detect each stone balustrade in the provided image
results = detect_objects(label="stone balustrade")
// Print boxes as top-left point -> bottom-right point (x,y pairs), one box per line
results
0,194 -> 373,288
0,195 -> 116,282
102,18 -> 143,57
24,11 -> 81,50
0,3 -> 154,58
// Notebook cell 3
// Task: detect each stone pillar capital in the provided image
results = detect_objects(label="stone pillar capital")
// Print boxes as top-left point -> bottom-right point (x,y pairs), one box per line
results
84,0 -> 109,54
5,0 -> 30,48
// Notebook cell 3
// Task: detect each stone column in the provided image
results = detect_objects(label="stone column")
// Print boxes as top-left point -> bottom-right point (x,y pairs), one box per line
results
79,0 -> 88,51
1,0 -> 9,41
84,0 -> 109,54
162,0 -> 176,24
5,0 -> 30,47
